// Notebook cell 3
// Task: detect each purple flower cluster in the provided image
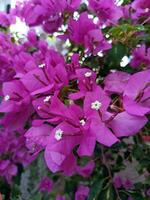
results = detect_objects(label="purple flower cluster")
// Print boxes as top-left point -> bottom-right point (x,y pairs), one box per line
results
39,177 -> 53,192
0,0 -> 150,191
13,0 -> 81,33
89,0 -> 123,25
0,28 -> 149,177
130,44 -> 150,69
13,0 -> 150,31
61,12 -> 112,55
132,0 -> 150,20
113,176 -> 133,190
0,129 -> 34,182
0,12 -> 15,28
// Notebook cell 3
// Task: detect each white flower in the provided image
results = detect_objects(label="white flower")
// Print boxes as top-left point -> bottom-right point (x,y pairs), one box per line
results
105,34 -> 110,38
4,95 -> 10,101
115,0 -> 124,6
85,72 -> 92,77
73,12 -> 80,21
80,119 -> 86,126
39,63 -> 45,68
145,8 -> 149,13
97,51 -> 104,57
120,55 -> 131,67
69,100 -> 74,105
65,39 -> 71,47
81,0 -> 89,6
93,17 -> 99,24
108,39 -> 112,44
91,100 -> 102,110
101,24 -> 107,29
37,106 -> 41,110
43,96 -> 51,103
59,24 -> 68,32
55,129 -> 63,141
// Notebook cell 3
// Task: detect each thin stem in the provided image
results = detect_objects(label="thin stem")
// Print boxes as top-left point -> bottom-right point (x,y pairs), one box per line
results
101,146 -> 122,200
141,16 -> 150,25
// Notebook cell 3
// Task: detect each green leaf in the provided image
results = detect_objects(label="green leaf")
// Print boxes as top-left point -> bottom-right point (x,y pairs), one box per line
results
132,145 -> 143,160
140,158 -> 150,168
145,176 -> 150,185
29,193 -> 42,200
106,185 -> 116,200
106,43 -> 128,68
131,193 -> 144,200
11,184 -> 20,199
87,178 -> 104,200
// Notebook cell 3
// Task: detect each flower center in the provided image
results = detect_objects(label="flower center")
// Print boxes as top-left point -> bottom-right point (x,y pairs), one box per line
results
39,63 -> 45,68
91,100 -> 102,110
4,95 -> 10,101
43,96 -> 51,103
84,72 -> 92,77
55,129 -> 63,141
79,119 -> 86,126
145,8 -> 149,13
37,106 -> 41,110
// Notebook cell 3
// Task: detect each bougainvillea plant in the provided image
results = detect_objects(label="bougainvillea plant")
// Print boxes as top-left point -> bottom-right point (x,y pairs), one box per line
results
0,0 -> 150,199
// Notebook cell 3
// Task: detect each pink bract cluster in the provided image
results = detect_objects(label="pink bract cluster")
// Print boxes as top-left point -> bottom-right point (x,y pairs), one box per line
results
0,0 -> 150,190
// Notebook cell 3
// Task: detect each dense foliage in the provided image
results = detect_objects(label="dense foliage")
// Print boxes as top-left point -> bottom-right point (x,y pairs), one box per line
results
0,0 -> 150,199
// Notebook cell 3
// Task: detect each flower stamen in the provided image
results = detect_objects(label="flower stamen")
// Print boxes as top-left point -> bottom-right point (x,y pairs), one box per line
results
91,100 -> 102,110
55,129 -> 63,141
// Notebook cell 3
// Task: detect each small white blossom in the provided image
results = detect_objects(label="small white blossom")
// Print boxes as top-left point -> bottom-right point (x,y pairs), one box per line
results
43,96 -> 51,103
145,8 -> 149,13
69,100 -> 74,105
82,57 -> 85,61
59,24 -> 68,32
101,24 -> 107,29
73,12 -> 80,21
93,17 -> 99,24
4,95 -> 10,101
115,0 -> 124,6
120,55 -> 131,67
37,106 -> 41,110
80,119 -> 86,126
65,39 -> 71,47
85,72 -> 92,77
92,68 -> 97,72
91,100 -> 102,110
97,51 -> 104,57
39,63 -> 45,68
55,129 -> 63,141
110,69 -> 117,73
105,34 -> 110,38
88,14 -> 94,19
81,0 -> 89,6
108,39 -> 113,44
